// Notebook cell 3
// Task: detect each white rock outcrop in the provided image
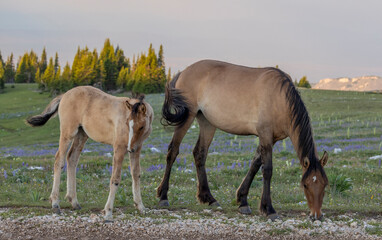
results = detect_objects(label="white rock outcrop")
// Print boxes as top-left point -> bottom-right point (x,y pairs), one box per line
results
313,76 -> 382,92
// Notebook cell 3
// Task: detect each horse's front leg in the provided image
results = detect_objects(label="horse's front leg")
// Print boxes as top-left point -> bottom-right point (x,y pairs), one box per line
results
259,143 -> 279,220
103,145 -> 126,220
129,146 -> 145,212
236,146 -> 262,214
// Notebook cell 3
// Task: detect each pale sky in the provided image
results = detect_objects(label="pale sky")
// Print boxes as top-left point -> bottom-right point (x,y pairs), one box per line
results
1,0 -> 381,83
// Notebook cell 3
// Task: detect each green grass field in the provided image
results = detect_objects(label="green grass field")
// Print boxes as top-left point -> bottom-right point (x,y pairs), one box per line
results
0,83 -> 381,220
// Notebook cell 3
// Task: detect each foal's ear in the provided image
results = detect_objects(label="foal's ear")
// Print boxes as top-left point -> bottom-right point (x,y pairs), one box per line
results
303,157 -> 310,169
138,103 -> 146,115
126,100 -> 133,110
320,151 -> 328,167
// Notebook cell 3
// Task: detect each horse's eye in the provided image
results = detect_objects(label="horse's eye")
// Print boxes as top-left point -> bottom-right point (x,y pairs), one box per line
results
303,184 -> 307,189
139,126 -> 144,131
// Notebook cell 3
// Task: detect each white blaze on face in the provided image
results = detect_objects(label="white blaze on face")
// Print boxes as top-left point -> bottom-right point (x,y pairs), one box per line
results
313,176 -> 317,183
128,120 -> 134,151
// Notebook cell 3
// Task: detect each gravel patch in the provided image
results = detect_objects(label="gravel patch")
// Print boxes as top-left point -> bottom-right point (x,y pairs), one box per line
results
0,208 -> 381,239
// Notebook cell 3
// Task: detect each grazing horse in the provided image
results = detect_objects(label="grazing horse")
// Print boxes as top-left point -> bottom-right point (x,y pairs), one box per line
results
27,86 -> 153,219
157,60 -> 329,221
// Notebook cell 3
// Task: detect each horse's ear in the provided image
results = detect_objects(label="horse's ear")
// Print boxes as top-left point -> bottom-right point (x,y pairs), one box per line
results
126,100 -> 133,110
303,157 -> 310,169
139,103 -> 146,115
320,151 -> 328,167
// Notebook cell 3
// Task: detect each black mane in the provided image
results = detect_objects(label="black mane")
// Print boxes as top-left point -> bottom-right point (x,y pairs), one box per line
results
278,70 -> 327,182
131,95 -> 145,116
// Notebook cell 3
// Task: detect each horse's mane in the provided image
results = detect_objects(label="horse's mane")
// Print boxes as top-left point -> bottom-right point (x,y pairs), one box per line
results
131,95 -> 145,116
278,70 -> 326,182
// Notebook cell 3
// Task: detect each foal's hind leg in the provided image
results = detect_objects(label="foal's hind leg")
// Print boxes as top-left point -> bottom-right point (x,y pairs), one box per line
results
65,128 -> 88,210
236,145 -> 262,214
50,132 -> 75,213
157,115 -> 195,206
193,114 -> 218,206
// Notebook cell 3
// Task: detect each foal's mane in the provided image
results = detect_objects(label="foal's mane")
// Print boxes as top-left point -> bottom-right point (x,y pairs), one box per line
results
278,69 -> 326,182
131,95 -> 145,117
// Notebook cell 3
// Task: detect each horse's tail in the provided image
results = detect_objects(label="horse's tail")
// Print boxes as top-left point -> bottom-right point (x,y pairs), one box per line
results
26,95 -> 62,127
161,72 -> 190,127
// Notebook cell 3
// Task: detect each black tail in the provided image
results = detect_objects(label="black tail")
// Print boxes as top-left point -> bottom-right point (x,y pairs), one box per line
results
26,95 -> 62,127
161,72 -> 190,127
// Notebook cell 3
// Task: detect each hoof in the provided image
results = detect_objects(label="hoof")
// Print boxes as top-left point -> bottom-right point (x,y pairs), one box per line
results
310,214 -> 324,222
52,207 -> 61,215
158,200 -> 170,207
268,213 -> 281,221
209,201 -> 220,207
239,206 -> 252,215
103,219 -> 114,224
73,204 -> 82,210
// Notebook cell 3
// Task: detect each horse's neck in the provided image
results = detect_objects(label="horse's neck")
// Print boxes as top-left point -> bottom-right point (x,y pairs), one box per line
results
288,125 -> 317,162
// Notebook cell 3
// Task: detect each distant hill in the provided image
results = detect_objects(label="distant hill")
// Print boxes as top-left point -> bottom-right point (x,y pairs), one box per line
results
313,76 -> 382,92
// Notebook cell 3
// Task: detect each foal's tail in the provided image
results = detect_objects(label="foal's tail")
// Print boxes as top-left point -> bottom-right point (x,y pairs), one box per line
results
26,95 -> 62,127
161,72 -> 190,127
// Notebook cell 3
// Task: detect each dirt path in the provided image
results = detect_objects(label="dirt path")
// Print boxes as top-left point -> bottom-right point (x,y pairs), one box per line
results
0,208 -> 381,239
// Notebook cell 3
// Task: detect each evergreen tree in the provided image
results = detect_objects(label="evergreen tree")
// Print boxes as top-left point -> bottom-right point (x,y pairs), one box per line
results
72,47 -> 97,86
35,68 -> 42,89
54,52 -> 59,74
29,50 -> 38,83
99,39 -> 118,90
39,47 -> 48,74
42,57 -> 54,90
16,53 -> 29,83
60,63 -> 72,91
4,53 -> 15,83
158,44 -> 164,68
297,76 -> 311,88
167,67 -> 172,83
115,47 -> 128,72
0,61 -> 4,89
0,51 -> 4,67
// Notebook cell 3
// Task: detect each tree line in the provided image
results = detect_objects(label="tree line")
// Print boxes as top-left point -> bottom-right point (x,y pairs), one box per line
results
0,39 -> 171,94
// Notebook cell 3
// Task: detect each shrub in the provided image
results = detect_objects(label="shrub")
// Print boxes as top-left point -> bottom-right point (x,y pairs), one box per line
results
328,173 -> 353,194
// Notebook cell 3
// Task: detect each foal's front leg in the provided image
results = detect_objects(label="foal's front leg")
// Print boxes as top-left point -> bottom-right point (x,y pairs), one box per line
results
129,146 -> 145,212
104,146 -> 126,220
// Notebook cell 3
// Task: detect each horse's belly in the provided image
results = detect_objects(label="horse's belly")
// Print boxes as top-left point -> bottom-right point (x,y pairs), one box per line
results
82,123 -> 114,145
201,108 -> 258,135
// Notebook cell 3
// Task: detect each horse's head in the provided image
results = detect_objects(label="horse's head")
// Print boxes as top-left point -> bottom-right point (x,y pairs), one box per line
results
301,151 -> 329,221
126,96 -> 153,153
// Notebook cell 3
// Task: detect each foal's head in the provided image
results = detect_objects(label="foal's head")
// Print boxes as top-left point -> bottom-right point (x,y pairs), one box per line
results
126,96 -> 153,153
301,151 -> 329,221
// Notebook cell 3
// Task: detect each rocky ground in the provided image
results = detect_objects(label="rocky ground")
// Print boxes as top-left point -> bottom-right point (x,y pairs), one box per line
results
0,208 -> 381,240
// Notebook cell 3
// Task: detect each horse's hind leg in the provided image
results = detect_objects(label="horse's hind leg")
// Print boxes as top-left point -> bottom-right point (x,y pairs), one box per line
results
50,131 -> 75,213
65,127 -> 88,210
193,114 -> 218,206
236,145 -> 262,214
157,115 -> 195,206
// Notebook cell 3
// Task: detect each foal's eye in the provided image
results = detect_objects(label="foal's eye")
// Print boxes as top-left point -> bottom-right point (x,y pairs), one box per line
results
139,126 -> 144,131
303,184 -> 307,189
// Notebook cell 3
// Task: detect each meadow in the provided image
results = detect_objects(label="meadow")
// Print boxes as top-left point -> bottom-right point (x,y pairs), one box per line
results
0,83 -> 381,220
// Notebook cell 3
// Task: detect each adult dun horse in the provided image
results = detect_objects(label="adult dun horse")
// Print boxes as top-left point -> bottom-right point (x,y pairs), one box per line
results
158,60 -> 329,220
27,86 -> 153,219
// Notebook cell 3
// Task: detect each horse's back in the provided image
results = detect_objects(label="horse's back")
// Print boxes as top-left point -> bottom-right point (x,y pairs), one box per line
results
176,60 -> 291,137
58,86 -> 127,144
